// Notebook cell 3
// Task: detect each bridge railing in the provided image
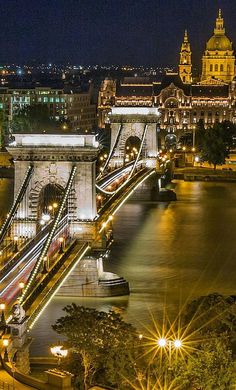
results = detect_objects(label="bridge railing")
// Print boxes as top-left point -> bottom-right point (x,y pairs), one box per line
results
0,165 -> 34,247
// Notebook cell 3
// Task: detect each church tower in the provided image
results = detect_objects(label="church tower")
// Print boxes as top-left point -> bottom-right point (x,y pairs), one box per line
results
179,30 -> 192,84
201,9 -> 235,83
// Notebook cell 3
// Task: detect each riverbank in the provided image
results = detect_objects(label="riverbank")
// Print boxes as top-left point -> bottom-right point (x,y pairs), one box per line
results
173,167 -> 236,182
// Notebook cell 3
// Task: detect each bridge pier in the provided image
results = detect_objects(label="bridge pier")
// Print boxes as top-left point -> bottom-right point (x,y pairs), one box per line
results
57,255 -> 129,297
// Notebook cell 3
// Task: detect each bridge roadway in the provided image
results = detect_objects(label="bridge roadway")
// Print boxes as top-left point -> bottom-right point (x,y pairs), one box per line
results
0,164 -> 156,327
0,215 -> 68,306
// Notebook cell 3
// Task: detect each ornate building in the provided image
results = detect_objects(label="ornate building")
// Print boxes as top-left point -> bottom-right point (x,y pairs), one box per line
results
179,30 -> 192,84
99,9 -> 236,148
201,9 -> 235,83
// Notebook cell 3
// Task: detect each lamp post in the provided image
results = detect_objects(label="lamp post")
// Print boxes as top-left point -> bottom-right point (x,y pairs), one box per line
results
3,339 -> 9,362
50,345 -> 68,368
157,337 -> 183,378
42,256 -> 48,274
13,236 -> 18,253
19,282 -> 25,298
0,303 -> 6,327
59,237 -> 64,254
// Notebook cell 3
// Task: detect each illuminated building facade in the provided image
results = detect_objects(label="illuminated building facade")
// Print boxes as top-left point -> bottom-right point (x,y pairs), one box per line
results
201,9 -> 235,83
0,84 -> 97,131
105,9 -> 236,147
179,30 -> 192,84
98,78 -> 116,128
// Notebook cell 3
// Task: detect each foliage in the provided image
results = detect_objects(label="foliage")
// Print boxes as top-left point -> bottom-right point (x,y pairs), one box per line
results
196,121 -> 236,169
172,334 -> 234,390
0,109 -> 8,149
52,295 -> 236,390
52,304 -> 144,389
11,104 -> 57,133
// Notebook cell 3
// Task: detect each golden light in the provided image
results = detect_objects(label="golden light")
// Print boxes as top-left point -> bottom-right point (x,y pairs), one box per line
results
192,147 -> 196,152
3,339 -> 9,347
19,282 -> 25,289
50,345 -> 68,358
157,338 -> 167,347
138,334 -> 143,340
53,203 -> 58,209
48,205 -> 53,211
97,195 -> 102,200
59,237 -> 64,243
173,339 -> 182,349
182,146 -> 186,151
0,303 -> 5,311
14,236 -> 18,242
100,156 -> 104,161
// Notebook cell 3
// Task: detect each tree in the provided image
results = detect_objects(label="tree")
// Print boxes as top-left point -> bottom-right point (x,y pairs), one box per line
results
0,109 -> 8,149
11,104 -> 57,133
195,121 -> 236,169
200,124 -> 229,169
173,334 -> 234,390
52,304 -> 144,389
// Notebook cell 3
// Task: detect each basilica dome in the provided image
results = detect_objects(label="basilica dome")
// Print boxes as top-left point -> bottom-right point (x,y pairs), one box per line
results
206,34 -> 232,51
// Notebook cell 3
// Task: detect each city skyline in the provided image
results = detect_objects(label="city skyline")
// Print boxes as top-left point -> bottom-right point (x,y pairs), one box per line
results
1,0 -> 236,67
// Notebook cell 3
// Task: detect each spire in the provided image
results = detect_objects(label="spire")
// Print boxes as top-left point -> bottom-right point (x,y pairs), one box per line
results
184,29 -> 188,43
179,29 -> 192,84
214,8 -> 225,34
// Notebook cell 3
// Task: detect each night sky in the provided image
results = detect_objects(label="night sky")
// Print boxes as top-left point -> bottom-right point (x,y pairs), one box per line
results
1,0 -> 236,68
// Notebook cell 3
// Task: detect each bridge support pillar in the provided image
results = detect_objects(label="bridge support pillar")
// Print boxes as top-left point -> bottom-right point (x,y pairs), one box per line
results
8,315 -> 32,374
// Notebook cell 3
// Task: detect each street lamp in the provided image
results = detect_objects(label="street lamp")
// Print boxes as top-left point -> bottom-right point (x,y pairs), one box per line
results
13,236 -> 18,253
50,345 -> 68,367
59,237 -> 64,254
19,282 -> 25,297
3,339 -> 9,362
157,337 -> 183,366
42,256 -> 48,274
0,303 -> 6,327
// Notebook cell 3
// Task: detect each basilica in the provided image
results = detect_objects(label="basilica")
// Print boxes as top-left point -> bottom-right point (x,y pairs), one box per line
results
99,10 -> 236,147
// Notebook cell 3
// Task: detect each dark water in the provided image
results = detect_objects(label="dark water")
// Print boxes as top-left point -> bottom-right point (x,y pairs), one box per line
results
1,179 -> 236,356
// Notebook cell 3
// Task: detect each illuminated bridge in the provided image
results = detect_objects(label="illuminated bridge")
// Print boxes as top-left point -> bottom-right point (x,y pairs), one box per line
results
0,109 -> 165,370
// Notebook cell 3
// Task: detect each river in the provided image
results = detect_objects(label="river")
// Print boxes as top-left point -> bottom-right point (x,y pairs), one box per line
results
1,179 -> 236,355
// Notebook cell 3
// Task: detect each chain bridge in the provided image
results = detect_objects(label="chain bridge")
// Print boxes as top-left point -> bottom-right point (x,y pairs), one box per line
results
0,107 -> 174,378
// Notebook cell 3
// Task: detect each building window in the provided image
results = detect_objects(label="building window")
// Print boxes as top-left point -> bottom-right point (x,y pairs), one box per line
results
215,64 -> 218,72
220,64 -> 223,72
210,64 -> 213,72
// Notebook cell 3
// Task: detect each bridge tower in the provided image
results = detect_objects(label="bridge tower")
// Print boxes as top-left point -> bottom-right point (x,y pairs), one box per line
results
7,131 -> 99,240
108,107 -> 160,168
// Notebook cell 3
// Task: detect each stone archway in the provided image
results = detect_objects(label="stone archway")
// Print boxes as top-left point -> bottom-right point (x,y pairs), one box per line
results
37,183 -> 65,224
124,136 -> 141,163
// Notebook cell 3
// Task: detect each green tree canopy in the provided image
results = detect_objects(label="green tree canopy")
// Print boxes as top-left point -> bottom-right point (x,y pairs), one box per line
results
52,304 -> 144,389
195,121 -> 236,169
0,109 -> 8,149
11,104 -> 57,133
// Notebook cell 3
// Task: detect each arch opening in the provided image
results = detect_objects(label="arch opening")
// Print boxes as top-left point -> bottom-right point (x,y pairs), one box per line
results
124,136 -> 141,164
37,183 -> 65,227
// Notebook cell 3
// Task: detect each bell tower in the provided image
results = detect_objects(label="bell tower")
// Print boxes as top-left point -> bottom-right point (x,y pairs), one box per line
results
179,30 -> 192,84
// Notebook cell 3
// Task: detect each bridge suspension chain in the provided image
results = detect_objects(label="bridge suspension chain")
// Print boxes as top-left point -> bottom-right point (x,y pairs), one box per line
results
0,165 -> 34,247
20,165 -> 77,304
128,123 -> 148,179
97,122 -> 123,178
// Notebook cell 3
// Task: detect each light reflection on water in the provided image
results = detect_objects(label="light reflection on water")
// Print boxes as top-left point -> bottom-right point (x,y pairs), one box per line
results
1,179 -> 236,355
